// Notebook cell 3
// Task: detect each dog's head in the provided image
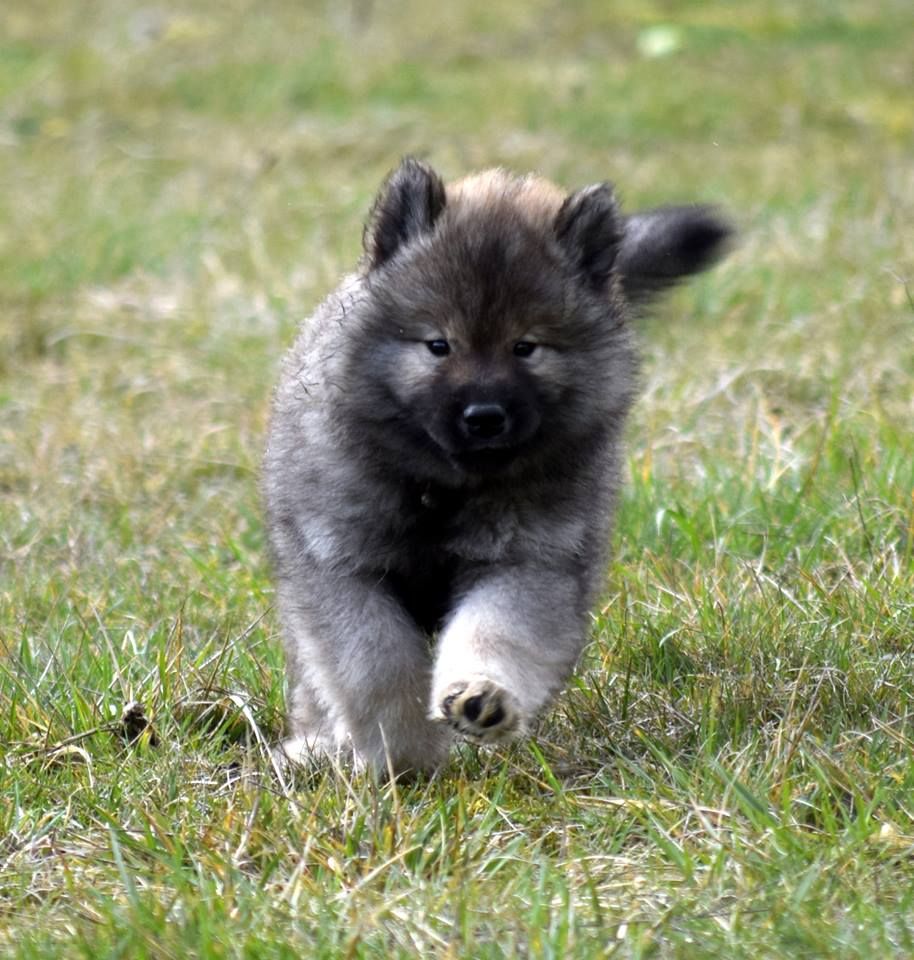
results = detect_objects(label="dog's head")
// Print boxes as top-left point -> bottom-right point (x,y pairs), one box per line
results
347,158 -> 732,478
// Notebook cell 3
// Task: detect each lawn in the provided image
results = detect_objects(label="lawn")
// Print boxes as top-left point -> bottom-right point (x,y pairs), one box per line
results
1,0 -> 913,956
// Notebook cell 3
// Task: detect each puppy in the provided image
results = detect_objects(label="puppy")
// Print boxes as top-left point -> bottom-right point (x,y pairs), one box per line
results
263,158 -> 731,775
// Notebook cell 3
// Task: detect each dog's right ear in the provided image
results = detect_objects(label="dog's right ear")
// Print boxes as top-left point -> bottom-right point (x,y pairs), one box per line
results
363,157 -> 447,270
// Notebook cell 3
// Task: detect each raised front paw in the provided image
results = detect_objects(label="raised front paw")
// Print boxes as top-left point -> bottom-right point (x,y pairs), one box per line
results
431,677 -> 522,743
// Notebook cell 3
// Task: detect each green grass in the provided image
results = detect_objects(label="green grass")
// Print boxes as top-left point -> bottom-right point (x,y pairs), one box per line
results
1,0 -> 913,955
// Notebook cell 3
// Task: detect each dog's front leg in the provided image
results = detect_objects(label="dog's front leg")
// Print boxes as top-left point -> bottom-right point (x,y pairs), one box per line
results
278,572 -> 453,776
430,564 -> 590,743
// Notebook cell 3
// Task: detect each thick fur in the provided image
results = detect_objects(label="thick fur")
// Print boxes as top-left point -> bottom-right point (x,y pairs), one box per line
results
263,158 -> 731,776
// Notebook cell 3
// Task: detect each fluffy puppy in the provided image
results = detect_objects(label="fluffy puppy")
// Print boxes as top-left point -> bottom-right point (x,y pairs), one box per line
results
263,158 -> 731,775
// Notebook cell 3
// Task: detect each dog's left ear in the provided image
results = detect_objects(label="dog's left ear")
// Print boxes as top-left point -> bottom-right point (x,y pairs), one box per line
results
554,183 -> 622,291
363,157 -> 447,270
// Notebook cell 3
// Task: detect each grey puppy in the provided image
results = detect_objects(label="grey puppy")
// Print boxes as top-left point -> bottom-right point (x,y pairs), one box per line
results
264,159 -> 731,776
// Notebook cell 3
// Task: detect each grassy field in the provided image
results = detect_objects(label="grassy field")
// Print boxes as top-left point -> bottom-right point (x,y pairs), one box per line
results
2,0 -> 913,955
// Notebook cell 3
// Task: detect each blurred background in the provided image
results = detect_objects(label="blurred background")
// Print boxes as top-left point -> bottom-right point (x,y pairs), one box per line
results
1,0 -> 912,697
2,3 -> 914,952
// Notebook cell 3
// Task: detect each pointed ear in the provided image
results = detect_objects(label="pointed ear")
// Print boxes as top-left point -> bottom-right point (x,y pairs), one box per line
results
554,183 -> 622,291
616,206 -> 734,306
363,157 -> 447,270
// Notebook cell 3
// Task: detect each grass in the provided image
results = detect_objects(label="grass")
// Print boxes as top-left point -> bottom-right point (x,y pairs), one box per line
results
1,0 -> 913,955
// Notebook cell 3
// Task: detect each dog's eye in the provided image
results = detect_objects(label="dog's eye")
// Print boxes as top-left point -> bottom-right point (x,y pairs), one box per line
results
426,339 -> 451,357
513,341 -> 538,358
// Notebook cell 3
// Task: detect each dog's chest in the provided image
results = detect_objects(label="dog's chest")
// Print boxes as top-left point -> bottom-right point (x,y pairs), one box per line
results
379,483 -> 514,633
407,483 -> 516,562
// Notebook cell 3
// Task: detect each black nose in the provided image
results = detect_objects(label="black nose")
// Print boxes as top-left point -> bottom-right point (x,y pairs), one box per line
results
462,402 -> 507,439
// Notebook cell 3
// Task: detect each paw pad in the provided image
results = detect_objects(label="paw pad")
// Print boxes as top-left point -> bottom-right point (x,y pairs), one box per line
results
435,678 -> 520,743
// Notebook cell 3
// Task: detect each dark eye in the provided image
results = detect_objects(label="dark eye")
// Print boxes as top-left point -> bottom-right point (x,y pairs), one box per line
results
426,339 -> 450,357
513,341 -> 538,358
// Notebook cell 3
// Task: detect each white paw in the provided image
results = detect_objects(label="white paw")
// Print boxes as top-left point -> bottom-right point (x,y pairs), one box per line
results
278,733 -> 351,767
431,677 -> 522,743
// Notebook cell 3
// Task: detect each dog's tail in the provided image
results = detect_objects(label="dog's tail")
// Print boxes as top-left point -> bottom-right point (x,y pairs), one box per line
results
617,205 -> 734,307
